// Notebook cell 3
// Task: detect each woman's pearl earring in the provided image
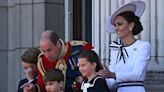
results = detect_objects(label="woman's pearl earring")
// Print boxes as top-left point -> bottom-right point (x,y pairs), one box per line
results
130,28 -> 132,31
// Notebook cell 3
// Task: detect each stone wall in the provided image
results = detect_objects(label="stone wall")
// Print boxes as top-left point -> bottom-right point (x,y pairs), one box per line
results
0,0 -> 44,91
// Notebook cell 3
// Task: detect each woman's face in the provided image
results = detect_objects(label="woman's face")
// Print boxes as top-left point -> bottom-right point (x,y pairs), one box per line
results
114,16 -> 133,38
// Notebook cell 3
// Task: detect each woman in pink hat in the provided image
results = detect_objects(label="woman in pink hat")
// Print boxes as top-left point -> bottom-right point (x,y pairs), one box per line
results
97,1 -> 151,92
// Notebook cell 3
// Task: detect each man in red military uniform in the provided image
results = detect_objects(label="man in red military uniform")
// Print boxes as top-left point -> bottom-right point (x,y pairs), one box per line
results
23,30 -> 93,92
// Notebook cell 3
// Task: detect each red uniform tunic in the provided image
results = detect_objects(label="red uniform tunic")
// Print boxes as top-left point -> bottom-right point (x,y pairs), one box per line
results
37,40 -> 93,92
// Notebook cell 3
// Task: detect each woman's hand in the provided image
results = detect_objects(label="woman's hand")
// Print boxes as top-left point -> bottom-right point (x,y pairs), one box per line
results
96,69 -> 116,79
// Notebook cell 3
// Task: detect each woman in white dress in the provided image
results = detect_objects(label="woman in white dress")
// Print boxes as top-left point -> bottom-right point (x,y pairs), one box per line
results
97,1 -> 151,92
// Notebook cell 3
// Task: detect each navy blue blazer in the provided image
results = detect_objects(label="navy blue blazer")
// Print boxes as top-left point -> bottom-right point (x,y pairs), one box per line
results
17,78 -> 37,92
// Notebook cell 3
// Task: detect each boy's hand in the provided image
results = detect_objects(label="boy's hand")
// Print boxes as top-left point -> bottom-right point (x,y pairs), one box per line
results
22,83 -> 35,92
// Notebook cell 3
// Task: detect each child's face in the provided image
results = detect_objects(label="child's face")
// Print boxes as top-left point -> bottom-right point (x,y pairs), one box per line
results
78,58 -> 96,78
22,61 -> 37,80
45,81 -> 63,92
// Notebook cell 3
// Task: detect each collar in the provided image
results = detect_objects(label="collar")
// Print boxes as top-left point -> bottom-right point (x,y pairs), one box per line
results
110,41 -> 129,63
58,39 -> 69,59
81,76 -> 103,92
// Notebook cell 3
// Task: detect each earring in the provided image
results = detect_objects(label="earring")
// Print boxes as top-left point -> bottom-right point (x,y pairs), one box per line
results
129,28 -> 132,31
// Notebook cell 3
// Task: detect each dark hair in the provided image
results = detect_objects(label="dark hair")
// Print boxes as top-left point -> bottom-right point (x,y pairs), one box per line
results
50,31 -> 60,45
118,11 -> 143,35
78,50 -> 103,72
43,69 -> 64,83
21,48 -> 41,64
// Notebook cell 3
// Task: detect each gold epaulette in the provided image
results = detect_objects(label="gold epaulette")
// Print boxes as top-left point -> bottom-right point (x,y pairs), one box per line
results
69,40 -> 87,46
37,52 -> 46,76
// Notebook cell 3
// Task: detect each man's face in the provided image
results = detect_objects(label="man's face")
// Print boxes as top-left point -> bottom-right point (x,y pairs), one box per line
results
40,39 -> 60,62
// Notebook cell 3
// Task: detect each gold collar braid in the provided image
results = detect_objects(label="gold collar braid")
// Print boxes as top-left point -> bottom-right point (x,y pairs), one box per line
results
58,39 -> 68,59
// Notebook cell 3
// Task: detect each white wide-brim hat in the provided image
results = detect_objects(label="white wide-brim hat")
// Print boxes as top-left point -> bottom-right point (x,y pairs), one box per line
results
105,1 -> 145,33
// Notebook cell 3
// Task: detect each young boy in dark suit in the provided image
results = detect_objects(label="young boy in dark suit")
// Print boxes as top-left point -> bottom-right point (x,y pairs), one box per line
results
17,48 -> 41,92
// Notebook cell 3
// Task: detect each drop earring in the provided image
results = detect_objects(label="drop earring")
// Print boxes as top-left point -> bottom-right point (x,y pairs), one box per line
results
129,28 -> 133,31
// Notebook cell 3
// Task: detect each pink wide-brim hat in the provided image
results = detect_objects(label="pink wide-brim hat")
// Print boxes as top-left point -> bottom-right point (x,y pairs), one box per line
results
105,1 -> 145,33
